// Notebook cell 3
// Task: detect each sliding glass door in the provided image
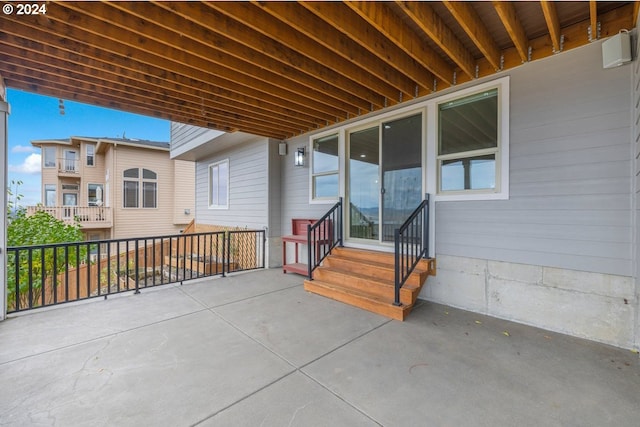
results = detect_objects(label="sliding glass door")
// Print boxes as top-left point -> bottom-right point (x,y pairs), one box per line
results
381,114 -> 422,241
348,113 -> 423,243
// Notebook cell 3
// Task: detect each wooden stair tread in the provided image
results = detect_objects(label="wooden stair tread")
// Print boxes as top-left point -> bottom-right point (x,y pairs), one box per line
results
304,279 -> 412,321
314,265 -> 420,291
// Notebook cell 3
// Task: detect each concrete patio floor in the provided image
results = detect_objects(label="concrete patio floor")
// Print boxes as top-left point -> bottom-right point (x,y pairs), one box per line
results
0,268 -> 638,426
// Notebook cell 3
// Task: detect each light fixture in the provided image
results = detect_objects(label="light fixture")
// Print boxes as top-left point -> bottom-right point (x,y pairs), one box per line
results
294,147 -> 305,166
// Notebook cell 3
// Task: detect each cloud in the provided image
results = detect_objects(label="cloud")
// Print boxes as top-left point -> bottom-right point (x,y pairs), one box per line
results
9,153 -> 41,174
11,145 -> 36,154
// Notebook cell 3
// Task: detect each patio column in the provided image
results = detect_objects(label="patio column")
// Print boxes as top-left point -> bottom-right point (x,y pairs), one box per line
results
0,74 -> 9,320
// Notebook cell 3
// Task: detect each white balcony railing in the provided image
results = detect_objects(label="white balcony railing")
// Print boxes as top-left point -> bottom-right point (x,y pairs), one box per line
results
57,158 -> 80,173
26,205 -> 112,227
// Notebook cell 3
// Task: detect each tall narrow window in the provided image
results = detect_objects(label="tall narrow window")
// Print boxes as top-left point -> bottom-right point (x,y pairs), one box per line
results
311,134 -> 339,200
86,144 -> 95,166
43,147 -> 56,168
142,169 -> 157,208
438,88 -> 499,193
208,159 -> 229,209
44,184 -> 57,206
123,168 -> 139,209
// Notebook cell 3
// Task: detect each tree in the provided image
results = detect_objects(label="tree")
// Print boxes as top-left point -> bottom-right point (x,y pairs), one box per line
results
6,181 -> 86,310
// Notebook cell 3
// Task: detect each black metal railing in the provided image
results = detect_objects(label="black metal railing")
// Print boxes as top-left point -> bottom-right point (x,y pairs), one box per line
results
6,229 -> 266,313
394,194 -> 430,306
307,197 -> 343,278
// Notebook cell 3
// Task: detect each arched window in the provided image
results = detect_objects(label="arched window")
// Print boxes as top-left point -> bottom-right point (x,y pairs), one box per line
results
123,168 -> 157,208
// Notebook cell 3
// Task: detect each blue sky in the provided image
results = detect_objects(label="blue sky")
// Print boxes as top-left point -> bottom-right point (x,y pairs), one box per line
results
6,89 -> 170,206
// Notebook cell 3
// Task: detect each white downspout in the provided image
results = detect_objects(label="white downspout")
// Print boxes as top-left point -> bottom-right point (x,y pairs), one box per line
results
1,75 -> 10,320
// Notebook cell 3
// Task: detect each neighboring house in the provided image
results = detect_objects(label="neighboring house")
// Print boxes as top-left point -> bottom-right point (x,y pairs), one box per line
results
30,136 -> 195,241
171,39 -> 640,351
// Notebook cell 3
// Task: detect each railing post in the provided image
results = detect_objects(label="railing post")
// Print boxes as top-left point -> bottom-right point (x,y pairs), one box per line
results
394,228 -> 401,306
423,193 -> 429,259
307,224 -> 313,279
134,240 -> 140,294
338,197 -> 343,247
222,232 -> 227,277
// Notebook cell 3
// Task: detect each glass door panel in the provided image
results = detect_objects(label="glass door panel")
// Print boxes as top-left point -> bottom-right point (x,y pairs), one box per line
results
381,114 -> 423,242
62,193 -> 78,219
348,127 -> 379,240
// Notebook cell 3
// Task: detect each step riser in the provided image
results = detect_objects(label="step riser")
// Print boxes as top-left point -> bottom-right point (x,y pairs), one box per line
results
323,257 -> 425,286
333,248 -> 436,277
304,281 -> 410,321
313,268 -> 416,305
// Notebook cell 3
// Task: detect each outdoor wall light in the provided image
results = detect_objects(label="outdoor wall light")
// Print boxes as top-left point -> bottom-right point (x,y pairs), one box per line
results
294,147 -> 305,166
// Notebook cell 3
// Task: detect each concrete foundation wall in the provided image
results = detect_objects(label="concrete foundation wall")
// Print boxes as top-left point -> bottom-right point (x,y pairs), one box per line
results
422,254 -> 636,349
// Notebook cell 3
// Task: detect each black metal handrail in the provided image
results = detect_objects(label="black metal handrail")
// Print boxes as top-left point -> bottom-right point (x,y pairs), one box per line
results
6,229 -> 266,313
394,194 -> 430,306
307,197 -> 343,278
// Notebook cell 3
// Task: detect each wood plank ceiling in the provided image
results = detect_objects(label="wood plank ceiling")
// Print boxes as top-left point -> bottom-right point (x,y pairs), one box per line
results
1,1 -> 636,140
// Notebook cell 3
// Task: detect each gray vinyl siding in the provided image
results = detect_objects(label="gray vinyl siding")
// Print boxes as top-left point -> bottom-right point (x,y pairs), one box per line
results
280,140 -> 337,236
436,42 -> 632,276
194,138 -> 269,229
170,122 -> 215,151
633,22 -> 640,348
267,139 -> 282,238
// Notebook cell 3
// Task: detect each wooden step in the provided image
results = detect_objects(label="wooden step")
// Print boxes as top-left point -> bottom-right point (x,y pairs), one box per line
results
313,266 -> 418,306
304,279 -> 413,321
331,247 -> 437,277
322,255 -> 427,286
304,247 -> 435,321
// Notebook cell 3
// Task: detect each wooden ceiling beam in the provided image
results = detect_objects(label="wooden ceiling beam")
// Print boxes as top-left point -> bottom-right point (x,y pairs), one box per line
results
65,2 -> 356,119
2,73 -> 241,135
12,7 -> 343,129
346,1 -> 455,85
145,1 -> 382,111
540,1 -> 562,53
396,1 -> 476,80
111,1 -> 369,115
590,1 -> 598,41
443,1 -> 503,71
252,1 -> 416,100
0,63 -> 293,139
492,1 -> 530,63
300,1 -> 435,94
0,43 -> 313,135
212,1 -> 408,102
0,17 -> 328,129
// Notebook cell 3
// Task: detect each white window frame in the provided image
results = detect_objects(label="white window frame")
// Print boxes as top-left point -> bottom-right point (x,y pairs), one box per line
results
208,159 -> 229,209
122,168 -> 158,209
306,76 -> 509,203
43,147 -> 56,168
44,184 -> 57,206
309,131 -> 341,203
428,77 -> 509,201
86,144 -> 95,167
87,183 -> 104,206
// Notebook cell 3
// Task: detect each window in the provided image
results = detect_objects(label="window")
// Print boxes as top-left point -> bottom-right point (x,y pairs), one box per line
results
88,184 -> 104,206
208,159 -> 229,209
86,144 -> 95,166
43,147 -> 56,168
44,184 -> 56,206
123,168 -> 157,208
123,181 -> 138,208
437,87 -> 502,195
311,133 -> 339,200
